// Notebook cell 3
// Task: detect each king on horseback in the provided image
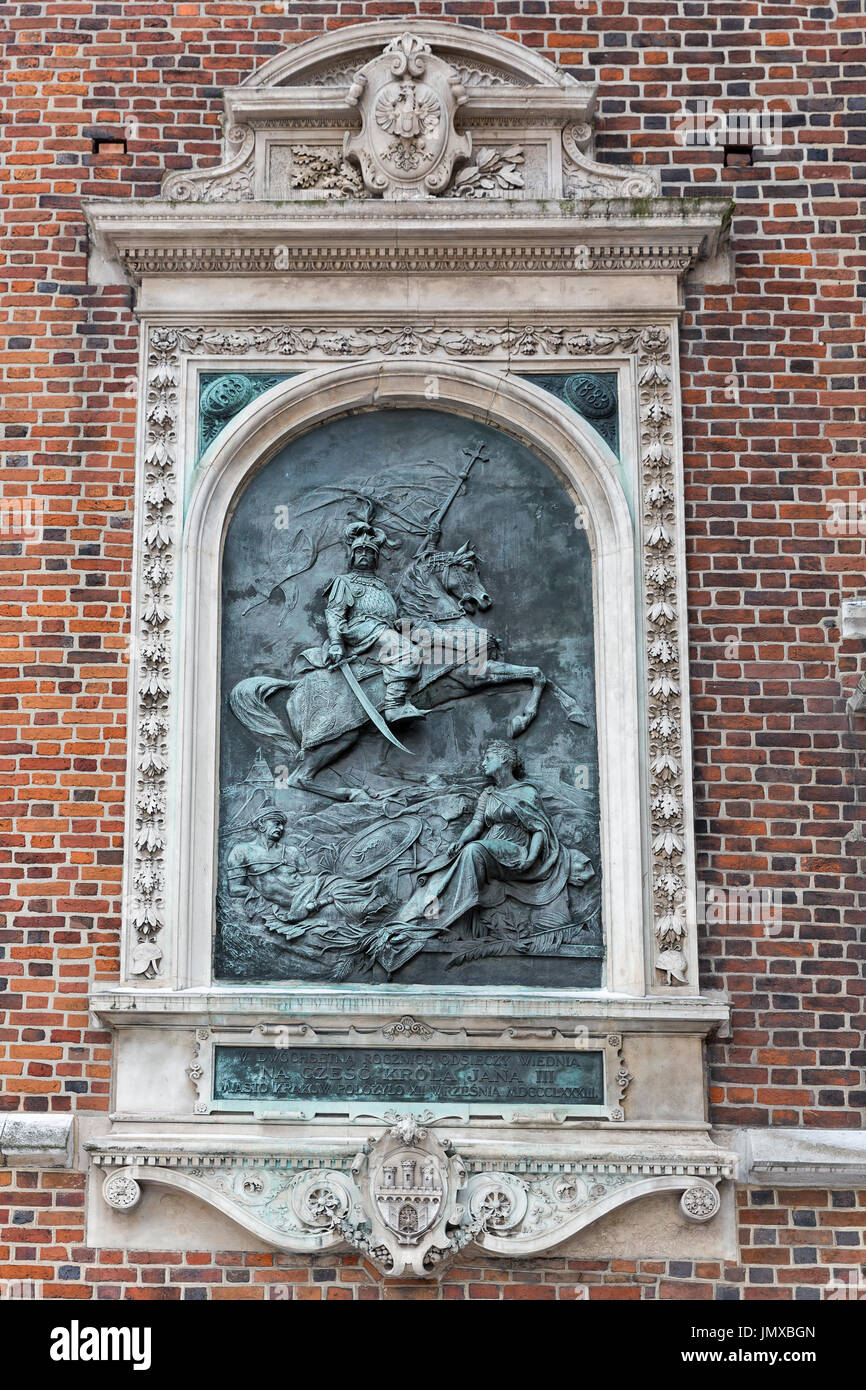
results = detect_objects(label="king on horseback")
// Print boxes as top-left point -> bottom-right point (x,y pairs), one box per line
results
228,443 -> 585,800
297,501 -> 434,724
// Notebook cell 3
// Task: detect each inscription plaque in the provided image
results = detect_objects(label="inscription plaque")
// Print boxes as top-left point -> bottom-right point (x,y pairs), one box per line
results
213,1045 -> 604,1109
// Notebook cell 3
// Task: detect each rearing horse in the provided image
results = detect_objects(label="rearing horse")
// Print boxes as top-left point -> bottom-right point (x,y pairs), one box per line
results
229,544 -> 586,800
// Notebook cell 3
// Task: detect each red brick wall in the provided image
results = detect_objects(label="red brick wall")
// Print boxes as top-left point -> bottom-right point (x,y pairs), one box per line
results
1,1171 -> 863,1300
1,0 -> 864,1299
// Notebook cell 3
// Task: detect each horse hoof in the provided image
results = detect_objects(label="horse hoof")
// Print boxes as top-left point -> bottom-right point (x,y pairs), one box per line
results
509,717 -> 525,738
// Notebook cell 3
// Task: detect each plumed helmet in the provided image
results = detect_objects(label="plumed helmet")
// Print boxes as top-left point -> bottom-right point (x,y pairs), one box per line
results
344,498 -> 390,560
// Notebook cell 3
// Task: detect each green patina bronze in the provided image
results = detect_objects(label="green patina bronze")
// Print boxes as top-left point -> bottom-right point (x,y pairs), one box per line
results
198,372 -> 295,457
526,372 -> 620,456
216,408 -> 602,988
198,370 -> 619,460
214,1045 -> 605,1107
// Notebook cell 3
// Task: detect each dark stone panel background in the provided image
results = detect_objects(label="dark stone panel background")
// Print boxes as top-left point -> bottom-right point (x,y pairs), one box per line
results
215,407 -> 601,986
213,1045 -> 606,1107
527,372 -> 620,456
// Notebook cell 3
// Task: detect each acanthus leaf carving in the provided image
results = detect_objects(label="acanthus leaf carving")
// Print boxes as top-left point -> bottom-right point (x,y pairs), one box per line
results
381,1015 -> 435,1041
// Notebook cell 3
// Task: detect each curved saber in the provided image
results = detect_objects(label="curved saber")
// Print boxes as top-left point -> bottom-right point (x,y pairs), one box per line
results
337,660 -> 413,755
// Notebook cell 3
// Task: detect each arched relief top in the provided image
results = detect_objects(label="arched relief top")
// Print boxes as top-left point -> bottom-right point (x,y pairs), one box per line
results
157,18 -> 663,205
243,20 -> 583,91
176,361 -> 643,998
188,363 -> 631,578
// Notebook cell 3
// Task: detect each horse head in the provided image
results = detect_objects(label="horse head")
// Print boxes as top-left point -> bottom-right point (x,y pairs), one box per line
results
437,542 -> 492,614
397,542 -> 491,619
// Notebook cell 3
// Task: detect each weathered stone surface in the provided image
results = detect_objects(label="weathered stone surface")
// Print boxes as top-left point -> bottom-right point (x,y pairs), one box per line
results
0,1115 -> 74,1169
719,1128 -> 866,1188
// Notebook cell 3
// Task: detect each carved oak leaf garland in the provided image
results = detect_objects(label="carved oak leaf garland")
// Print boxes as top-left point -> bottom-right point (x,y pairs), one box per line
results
288,145 -> 364,198
448,144 -> 525,198
130,323 -> 688,986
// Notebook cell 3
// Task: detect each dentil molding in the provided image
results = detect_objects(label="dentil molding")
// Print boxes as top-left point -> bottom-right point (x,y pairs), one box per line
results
90,1116 -> 735,1277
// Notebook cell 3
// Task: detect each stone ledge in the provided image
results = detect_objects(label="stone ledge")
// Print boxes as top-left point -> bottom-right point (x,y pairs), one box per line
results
715,1126 -> 866,1188
84,196 -> 733,287
86,1128 -> 738,1273
0,1115 -> 75,1169
90,986 -> 731,1036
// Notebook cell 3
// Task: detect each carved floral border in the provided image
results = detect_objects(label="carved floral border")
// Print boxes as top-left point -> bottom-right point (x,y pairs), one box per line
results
129,321 -> 690,988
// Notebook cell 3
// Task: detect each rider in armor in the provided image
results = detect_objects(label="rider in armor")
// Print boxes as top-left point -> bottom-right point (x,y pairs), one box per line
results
319,507 -> 429,723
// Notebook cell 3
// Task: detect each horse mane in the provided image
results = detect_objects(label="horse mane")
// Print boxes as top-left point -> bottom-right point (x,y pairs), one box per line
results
396,549 -> 470,619
396,555 -> 444,619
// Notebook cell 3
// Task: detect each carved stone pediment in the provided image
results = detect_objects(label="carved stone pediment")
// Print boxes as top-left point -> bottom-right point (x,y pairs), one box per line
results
86,21 -> 734,290
157,20 -> 659,206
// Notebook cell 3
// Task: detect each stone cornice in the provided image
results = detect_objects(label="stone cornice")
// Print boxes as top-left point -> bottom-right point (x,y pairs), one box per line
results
90,987 -> 731,1035
89,1133 -> 736,1176
224,84 -> 594,129
122,244 -> 704,277
718,1127 -> 866,1187
85,196 -> 732,285
0,1114 -> 75,1169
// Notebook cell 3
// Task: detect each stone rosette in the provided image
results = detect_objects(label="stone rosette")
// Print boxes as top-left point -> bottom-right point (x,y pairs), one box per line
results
91,1132 -> 734,1278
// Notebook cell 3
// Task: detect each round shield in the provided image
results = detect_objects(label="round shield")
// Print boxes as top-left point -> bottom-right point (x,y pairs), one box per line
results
337,815 -> 422,880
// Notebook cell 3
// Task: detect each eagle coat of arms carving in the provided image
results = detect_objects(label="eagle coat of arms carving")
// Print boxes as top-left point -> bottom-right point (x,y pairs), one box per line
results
344,32 -> 471,196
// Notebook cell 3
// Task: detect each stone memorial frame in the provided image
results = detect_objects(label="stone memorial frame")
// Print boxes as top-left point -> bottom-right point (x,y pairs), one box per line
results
84,20 -> 737,1273
177,360 -> 641,993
